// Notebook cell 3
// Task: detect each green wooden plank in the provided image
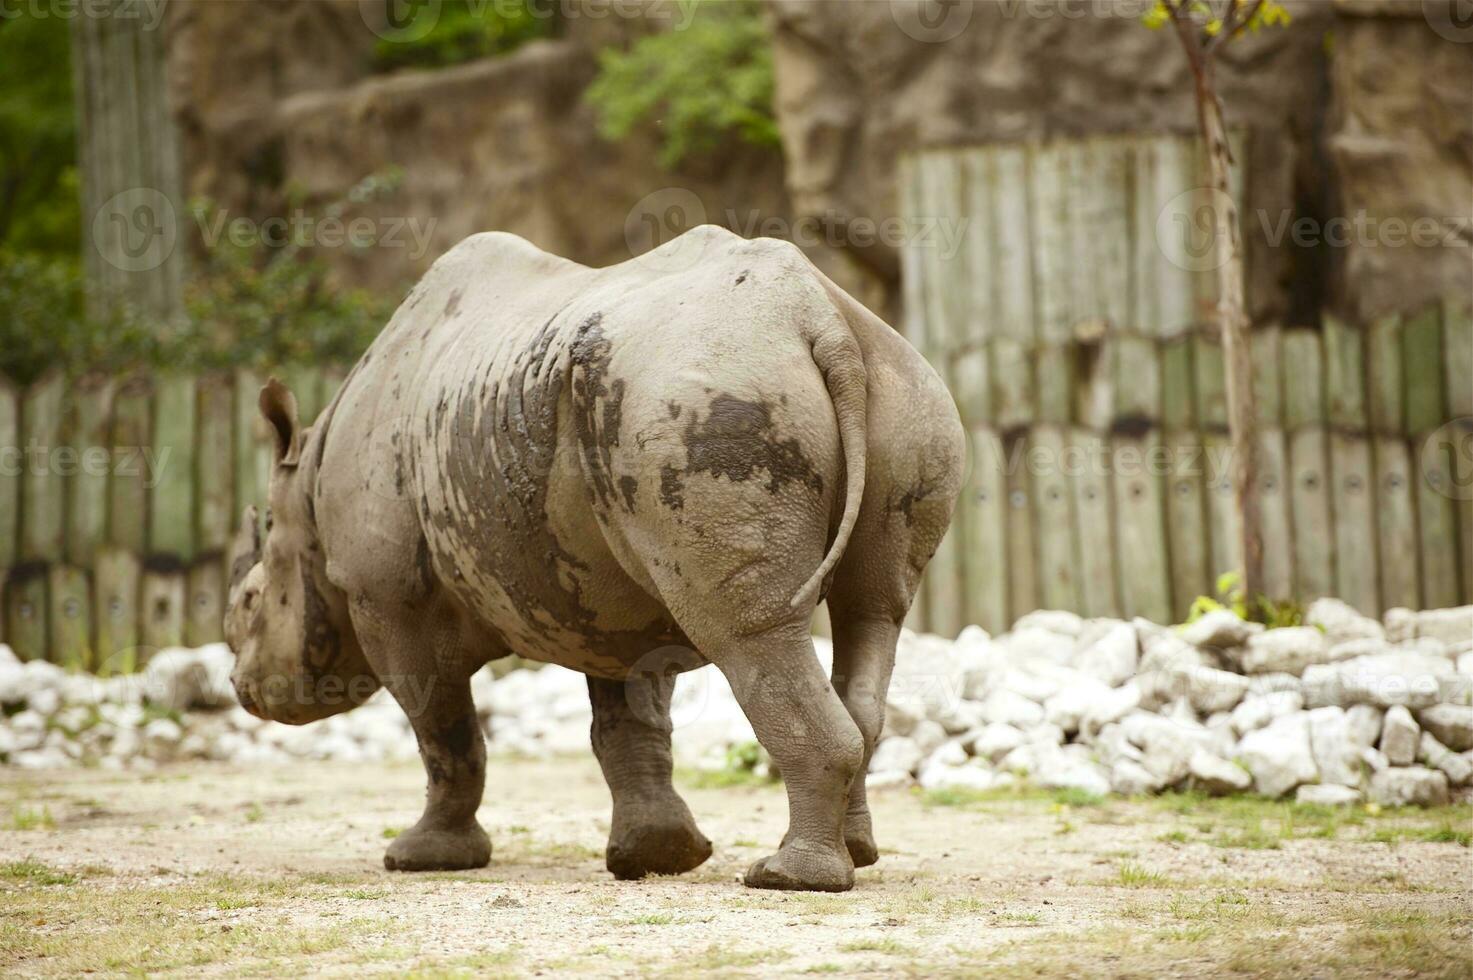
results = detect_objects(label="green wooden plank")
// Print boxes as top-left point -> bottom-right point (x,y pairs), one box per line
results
1281,329 -> 1325,429
963,428 -> 1008,634
94,548 -> 140,675
1004,434 -> 1038,623
186,557 -> 225,648
21,371 -> 65,562
1037,344 -> 1074,425
1366,314 -> 1404,436
233,367 -> 270,525
1193,329 -> 1229,431
992,146 -> 1035,344
1029,142 -> 1073,345
0,375 -> 17,571
898,156 -> 931,357
1452,418 -> 1473,605
952,348 -> 989,429
1111,430 -> 1172,623
1031,425 -> 1079,612
47,565 -> 91,670
1445,298 -> 1472,420
1147,135 -> 1199,336
1402,306 -> 1445,436
1111,332 -> 1161,426
1165,428 -> 1211,617
149,374 -> 197,561
1251,326 -> 1282,428
196,373 -> 235,554
3,564 -> 47,662
107,376 -> 152,553
64,374 -> 114,567
1413,431 -> 1461,610
1373,437 -> 1419,611
1288,426 -> 1334,601
919,153 -> 967,363
1069,427 -> 1119,618
1324,315 -> 1366,430
140,563 -> 185,654
988,338 -> 1034,432
960,151 -> 996,342
1203,430 -> 1240,582
1257,429 -> 1293,601
1085,137 -> 1133,333
1161,335 -> 1196,431
1071,338 -> 1111,431
1330,432 -> 1378,614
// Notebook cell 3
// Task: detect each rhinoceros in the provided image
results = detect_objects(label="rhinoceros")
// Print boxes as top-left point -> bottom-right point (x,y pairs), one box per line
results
224,225 -> 963,892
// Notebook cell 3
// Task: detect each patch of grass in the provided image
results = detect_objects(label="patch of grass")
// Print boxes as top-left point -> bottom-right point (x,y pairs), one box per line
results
7,805 -> 55,831
1116,862 -> 1171,889
243,803 -> 264,824
794,894 -> 850,917
213,896 -> 255,910
675,766 -> 774,790
667,944 -> 792,972
1157,829 -> 1190,844
803,964 -> 844,974
381,827 -> 402,839
1414,821 -> 1471,847
732,837 -> 761,848
344,888 -> 386,900
624,912 -> 675,926
997,911 -> 1042,926
1051,787 -> 1106,807
1,858 -> 76,885
838,937 -> 914,955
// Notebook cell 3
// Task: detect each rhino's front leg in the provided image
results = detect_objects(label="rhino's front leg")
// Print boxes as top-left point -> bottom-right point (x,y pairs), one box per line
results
588,674 -> 712,880
352,599 -> 491,872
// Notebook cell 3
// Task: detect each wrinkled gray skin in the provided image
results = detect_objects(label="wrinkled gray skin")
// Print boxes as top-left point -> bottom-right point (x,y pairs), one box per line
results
224,226 -> 963,892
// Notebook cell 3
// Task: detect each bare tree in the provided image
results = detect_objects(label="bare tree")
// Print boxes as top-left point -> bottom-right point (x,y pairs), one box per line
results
1147,0 -> 1290,612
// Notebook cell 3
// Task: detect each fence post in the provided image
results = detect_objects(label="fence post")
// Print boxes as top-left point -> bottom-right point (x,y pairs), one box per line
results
0,374 -> 16,645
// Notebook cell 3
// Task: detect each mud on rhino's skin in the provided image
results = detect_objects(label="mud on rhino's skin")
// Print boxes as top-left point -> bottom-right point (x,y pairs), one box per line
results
221,226 -> 965,891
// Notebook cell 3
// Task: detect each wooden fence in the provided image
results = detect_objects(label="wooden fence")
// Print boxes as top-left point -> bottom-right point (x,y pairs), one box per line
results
0,365 -> 346,669
898,134 -> 1473,637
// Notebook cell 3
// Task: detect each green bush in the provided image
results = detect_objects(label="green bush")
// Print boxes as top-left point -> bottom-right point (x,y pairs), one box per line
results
584,0 -> 780,169
0,9 -> 79,259
370,0 -> 554,73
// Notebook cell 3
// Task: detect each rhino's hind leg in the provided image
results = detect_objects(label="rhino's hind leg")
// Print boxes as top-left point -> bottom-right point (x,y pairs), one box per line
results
826,611 -> 900,868
710,625 -> 865,893
588,674 -> 712,880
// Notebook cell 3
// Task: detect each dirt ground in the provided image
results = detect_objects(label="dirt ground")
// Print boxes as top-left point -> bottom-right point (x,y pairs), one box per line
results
1,756 -> 1470,978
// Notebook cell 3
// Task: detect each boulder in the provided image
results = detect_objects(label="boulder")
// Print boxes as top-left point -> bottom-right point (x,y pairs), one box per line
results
1368,767 -> 1450,807
1379,705 -> 1420,766
1044,678 -> 1113,736
1180,609 -> 1257,650
1231,689 -> 1304,736
925,740 -> 969,769
1418,732 -> 1473,786
869,736 -> 923,775
1307,597 -> 1384,645
888,630 -> 969,726
1241,628 -> 1331,675
1110,759 -> 1160,796
1236,712 -> 1319,797
1079,682 -> 1142,738
1188,749 -> 1252,795
1346,704 -> 1384,748
1302,653 -> 1465,709
1075,622 -> 1138,687
1295,783 -> 1362,806
142,646 -> 236,712
979,690 -> 1046,728
918,759 -> 1005,792
1012,610 -> 1085,638
1037,759 -> 1112,798
1307,706 -> 1363,787
1383,606 -> 1417,644
1415,704 -> 1473,751
1411,607 -> 1473,648
910,720 -> 948,756
967,723 -> 1026,764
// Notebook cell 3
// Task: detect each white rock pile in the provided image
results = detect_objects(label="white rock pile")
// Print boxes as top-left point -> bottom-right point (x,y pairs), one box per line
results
2,598 -> 1470,807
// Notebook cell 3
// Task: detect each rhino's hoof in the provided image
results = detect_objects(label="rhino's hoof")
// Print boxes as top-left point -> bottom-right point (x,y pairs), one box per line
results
607,819 -> 713,880
743,843 -> 854,893
383,823 -> 491,872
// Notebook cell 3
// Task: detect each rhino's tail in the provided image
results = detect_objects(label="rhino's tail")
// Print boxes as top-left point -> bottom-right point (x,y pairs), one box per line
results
790,322 -> 868,610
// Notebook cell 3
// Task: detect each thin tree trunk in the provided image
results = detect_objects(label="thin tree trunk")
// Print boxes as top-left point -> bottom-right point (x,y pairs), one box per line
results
1193,62 -> 1265,604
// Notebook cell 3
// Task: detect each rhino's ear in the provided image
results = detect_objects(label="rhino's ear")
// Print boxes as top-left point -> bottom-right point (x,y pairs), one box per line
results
259,378 -> 302,468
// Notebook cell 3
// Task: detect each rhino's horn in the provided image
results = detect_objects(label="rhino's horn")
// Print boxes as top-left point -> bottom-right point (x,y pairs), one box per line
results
228,505 -> 262,595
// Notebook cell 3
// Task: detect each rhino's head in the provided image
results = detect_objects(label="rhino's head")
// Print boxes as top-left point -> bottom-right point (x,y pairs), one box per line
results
224,379 -> 379,724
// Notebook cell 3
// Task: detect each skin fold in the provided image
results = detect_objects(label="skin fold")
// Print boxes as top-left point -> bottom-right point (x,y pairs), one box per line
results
223,226 -> 963,892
